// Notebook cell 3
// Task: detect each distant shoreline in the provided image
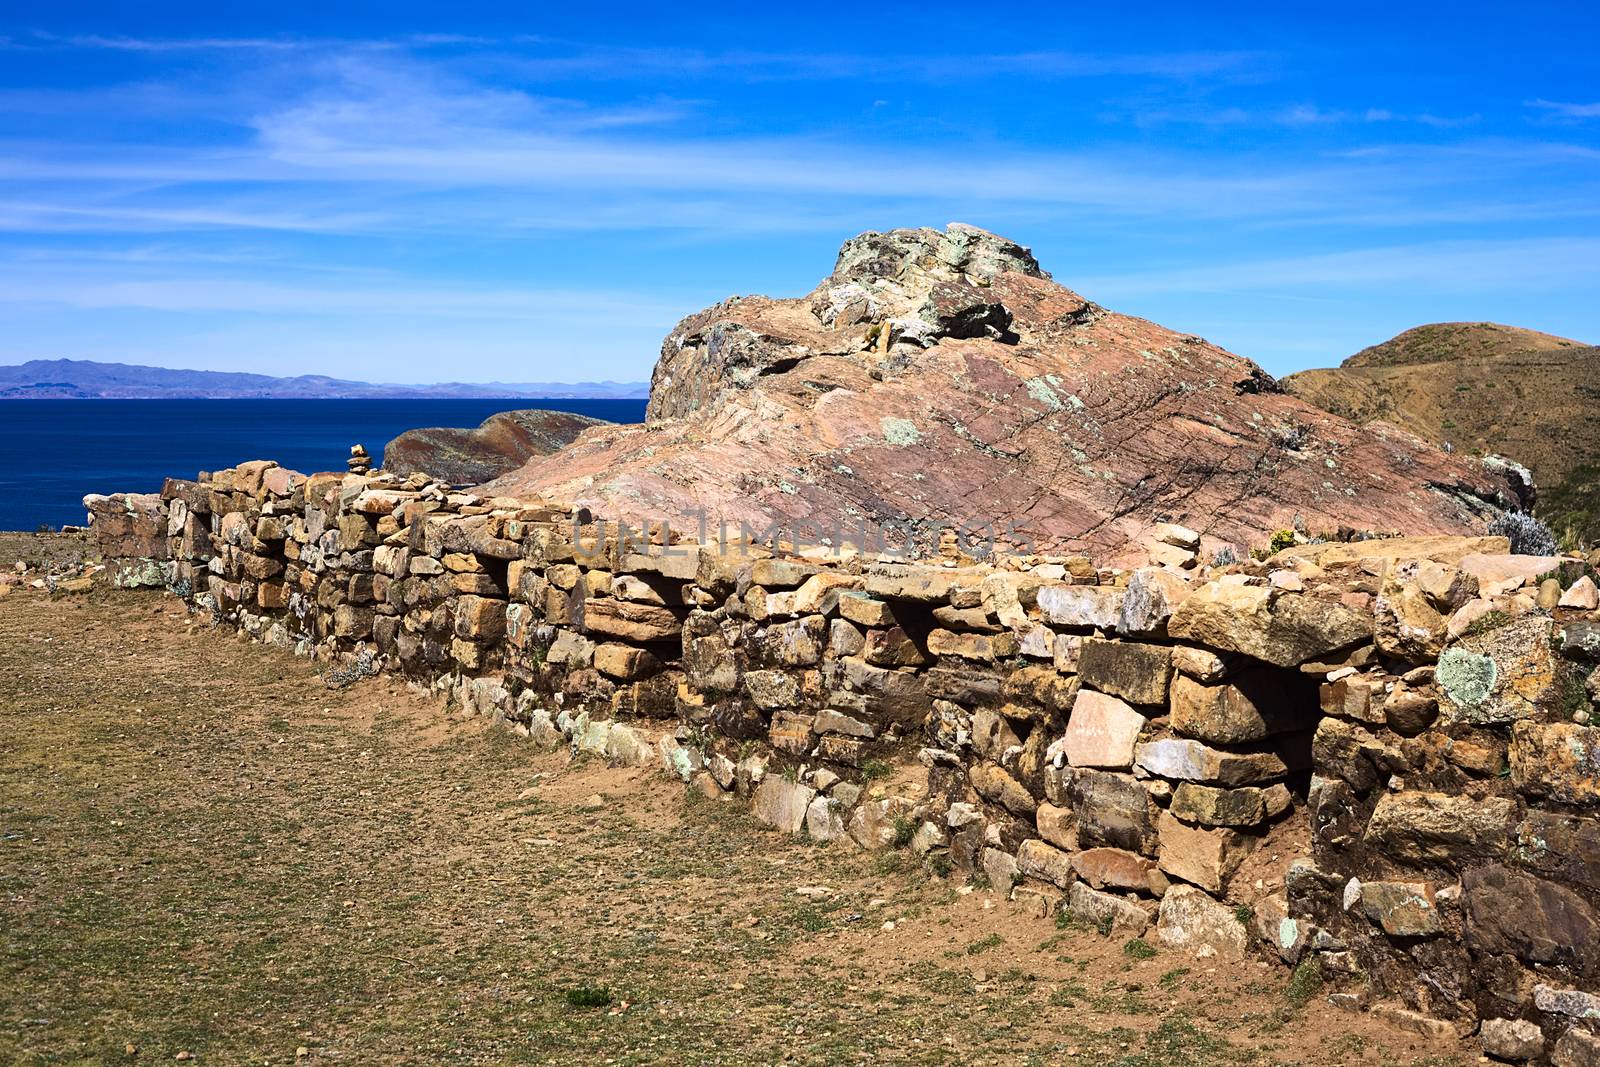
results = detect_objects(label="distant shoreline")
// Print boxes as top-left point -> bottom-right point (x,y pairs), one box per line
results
0,396 -> 648,531
0,359 -> 649,402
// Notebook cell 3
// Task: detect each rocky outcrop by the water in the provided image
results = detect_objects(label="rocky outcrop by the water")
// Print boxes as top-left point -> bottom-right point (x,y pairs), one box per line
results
382,409 -> 605,486
484,224 -> 1523,562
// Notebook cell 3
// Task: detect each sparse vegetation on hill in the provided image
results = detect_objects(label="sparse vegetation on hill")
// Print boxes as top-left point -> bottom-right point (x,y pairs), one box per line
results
1543,461 -> 1600,549
1342,321 -> 1583,369
1283,322 -> 1600,548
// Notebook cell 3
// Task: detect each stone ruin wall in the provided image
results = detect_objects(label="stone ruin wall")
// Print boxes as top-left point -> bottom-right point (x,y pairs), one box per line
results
84,458 -> 1600,1066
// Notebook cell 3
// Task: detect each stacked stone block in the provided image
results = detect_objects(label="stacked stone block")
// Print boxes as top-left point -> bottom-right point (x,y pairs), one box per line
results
85,467 -> 1600,1062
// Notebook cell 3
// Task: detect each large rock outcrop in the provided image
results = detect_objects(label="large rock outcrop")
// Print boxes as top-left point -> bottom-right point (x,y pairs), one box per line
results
486,225 -> 1522,560
1283,322 -> 1599,546
383,409 -> 605,485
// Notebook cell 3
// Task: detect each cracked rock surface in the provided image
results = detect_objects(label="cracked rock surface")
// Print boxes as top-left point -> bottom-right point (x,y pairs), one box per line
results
486,224 -> 1520,559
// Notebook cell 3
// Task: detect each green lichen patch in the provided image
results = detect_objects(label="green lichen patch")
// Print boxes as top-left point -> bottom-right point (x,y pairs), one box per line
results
879,416 -> 922,446
1025,375 -> 1064,411
1437,647 -> 1497,708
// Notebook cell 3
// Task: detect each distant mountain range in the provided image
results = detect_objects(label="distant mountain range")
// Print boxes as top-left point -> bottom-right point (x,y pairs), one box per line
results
0,359 -> 649,400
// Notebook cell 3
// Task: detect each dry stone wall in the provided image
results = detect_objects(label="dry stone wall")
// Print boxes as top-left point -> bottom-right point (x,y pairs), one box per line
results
85,461 -> 1600,1064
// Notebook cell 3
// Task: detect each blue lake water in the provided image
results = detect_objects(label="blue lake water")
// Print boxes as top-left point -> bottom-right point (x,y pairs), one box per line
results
0,399 -> 647,531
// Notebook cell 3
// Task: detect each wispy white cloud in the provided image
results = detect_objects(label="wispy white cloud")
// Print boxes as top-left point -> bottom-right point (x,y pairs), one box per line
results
452,40 -> 1275,85
60,34 -> 307,52
12,31 -> 507,53
0,269 -> 688,322
0,198 -> 387,234
1127,102 -> 1479,129
0,34 -> 1595,379
11,30 -> 1267,84
1076,236 -> 1600,297
1413,112 -> 1481,128
1526,98 -> 1600,121
0,52 -> 1581,247
0,56 -> 1358,232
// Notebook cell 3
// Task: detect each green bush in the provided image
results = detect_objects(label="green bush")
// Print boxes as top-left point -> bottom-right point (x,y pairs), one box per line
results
860,759 -> 892,782
1463,609 -> 1513,638
564,985 -> 612,1009
1123,937 -> 1157,960
1285,958 -> 1323,1008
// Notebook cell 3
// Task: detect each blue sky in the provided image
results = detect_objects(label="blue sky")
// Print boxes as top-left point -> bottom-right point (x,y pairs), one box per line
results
1,2 -> 1597,383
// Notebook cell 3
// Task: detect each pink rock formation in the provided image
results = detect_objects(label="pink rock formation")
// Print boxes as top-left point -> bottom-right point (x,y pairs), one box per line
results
486,225 -> 1522,560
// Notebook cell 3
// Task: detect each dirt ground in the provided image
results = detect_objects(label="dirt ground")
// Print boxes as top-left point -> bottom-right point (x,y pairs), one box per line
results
0,576 -> 1476,1065
0,530 -> 93,576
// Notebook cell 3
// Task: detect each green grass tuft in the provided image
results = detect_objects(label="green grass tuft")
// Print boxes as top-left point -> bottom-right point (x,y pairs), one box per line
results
966,933 -> 1004,955
1285,957 -> 1323,1009
859,758 -> 892,782
1122,938 -> 1157,960
564,985 -> 613,1009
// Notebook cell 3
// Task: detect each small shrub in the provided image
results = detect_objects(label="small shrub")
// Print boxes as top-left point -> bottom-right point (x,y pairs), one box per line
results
1211,545 -> 1240,567
1270,422 -> 1311,450
891,815 -> 917,849
1049,980 -> 1089,1007
860,759 -> 892,782
1158,966 -> 1192,989
1055,907 -> 1075,930
1538,563 -> 1600,592
966,933 -> 1004,955
1143,1014 -> 1237,1062
564,985 -> 613,1009
1489,512 -> 1558,557
1285,957 -> 1323,1008
1268,529 -> 1297,554
871,851 -> 905,876
1123,937 -> 1157,960
1463,609 -> 1514,638
1233,905 -> 1254,926
1560,667 -> 1593,719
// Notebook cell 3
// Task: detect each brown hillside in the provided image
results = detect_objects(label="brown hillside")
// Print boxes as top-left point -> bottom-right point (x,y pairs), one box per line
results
1283,323 -> 1600,544
1342,321 -> 1584,369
